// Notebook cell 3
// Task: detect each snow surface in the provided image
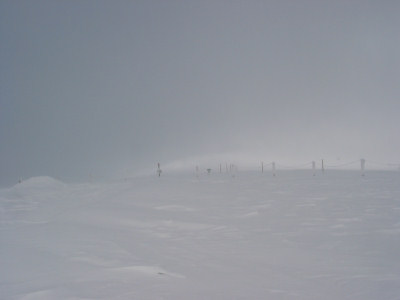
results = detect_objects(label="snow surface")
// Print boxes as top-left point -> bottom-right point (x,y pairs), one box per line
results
1,171 -> 400,299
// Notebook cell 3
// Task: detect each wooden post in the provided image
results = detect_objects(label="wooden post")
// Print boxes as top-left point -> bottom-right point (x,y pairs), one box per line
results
272,162 -> 276,177
157,163 -> 162,177
361,159 -> 365,176
312,161 -> 316,176
321,159 -> 325,173
261,161 -> 264,173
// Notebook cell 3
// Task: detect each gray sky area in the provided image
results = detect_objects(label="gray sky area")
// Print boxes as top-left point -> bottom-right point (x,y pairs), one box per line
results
1,1 -> 399,184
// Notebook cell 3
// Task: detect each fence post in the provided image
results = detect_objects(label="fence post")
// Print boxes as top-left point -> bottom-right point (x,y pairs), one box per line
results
361,159 -> 366,176
157,163 -> 162,177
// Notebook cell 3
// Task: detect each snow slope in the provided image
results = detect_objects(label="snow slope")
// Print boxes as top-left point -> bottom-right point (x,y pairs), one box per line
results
1,171 -> 400,299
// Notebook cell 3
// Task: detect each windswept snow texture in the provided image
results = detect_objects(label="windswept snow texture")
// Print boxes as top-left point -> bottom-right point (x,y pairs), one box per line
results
1,172 -> 400,299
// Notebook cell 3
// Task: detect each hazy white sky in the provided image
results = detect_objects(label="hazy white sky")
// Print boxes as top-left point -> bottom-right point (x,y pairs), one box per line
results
1,0 -> 399,184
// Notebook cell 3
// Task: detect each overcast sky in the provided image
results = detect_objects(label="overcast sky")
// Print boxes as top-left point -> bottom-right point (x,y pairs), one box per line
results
1,0 -> 399,184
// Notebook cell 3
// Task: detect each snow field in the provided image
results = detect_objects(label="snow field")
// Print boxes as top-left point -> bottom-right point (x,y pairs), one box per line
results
1,171 -> 400,299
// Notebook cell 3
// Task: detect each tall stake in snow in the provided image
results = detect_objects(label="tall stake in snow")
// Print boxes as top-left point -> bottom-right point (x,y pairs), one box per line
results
361,159 -> 366,176
312,161 -> 316,176
261,161 -> 264,173
272,162 -> 276,177
321,159 -> 325,173
157,163 -> 162,177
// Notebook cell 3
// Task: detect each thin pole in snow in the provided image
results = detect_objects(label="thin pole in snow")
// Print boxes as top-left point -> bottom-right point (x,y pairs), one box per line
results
361,159 -> 366,176
157,163 -> 162,177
